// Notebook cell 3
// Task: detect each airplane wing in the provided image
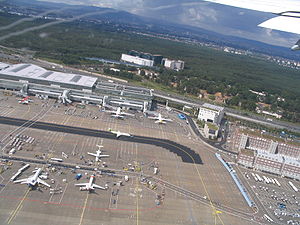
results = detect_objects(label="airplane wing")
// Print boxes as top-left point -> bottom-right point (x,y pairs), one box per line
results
105,110 -> 117,114
111,114 -> 124,118
14,178 -> 29,183
204,0 -> 300,35
87,152 -> 97,157
99,154 -> 110,158
121,112 -> 135,117
203,0 -> 300,14
148,116 -> 158,120
155,120 -> 166,124
259,16 -> 300,35
37,178 -> 50,187
92,184 -> 106,190
75,183 -> 88,186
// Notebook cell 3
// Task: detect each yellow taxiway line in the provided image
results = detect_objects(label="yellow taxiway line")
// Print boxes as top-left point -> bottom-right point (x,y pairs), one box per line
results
7,188 -> 30,224
78,192 -> 89,225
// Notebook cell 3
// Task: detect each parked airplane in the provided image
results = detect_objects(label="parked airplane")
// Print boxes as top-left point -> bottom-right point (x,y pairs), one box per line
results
14,168 -> 50,188
108,128 -> 132,138
18,96 -> 32,104
148,113 -> 172,124
88,145 -> 110,162
204,0 -> 300,50
75,175 -> 107,192
105,107 -> 134,119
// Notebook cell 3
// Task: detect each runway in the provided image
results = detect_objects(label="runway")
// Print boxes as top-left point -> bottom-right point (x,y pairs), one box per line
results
0,116 -> 202,164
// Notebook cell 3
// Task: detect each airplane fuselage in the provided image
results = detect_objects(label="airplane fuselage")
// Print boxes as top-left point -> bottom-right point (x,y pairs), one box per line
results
79,176 -> 94,191
28,168 -> 42,186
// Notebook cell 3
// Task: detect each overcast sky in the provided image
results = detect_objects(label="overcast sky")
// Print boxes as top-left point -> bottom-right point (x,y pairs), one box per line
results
37,0 -> 299,47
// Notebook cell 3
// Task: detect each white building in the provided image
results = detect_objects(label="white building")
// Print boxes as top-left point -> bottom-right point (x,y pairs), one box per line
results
162,58 -> 184,71
254,151 -> 284,174
121,54 -> 154,67
281,157 -> 300,180
203,122 -> 219,139
197,103 -> 224,125
237,149 -> 255,168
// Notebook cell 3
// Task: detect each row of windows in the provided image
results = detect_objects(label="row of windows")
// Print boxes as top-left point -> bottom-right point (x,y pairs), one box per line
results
282,168 -> 300,172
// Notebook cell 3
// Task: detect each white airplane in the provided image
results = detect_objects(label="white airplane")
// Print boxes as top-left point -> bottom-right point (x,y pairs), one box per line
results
18,96 -> 32,104
108,128 -> 132,138
87,145 -> 110,162
75,175 -> 107,192
204,0 -> 300,50
105,107 -> 134,119
148,113 -> 172,124
14,168 -> 50,188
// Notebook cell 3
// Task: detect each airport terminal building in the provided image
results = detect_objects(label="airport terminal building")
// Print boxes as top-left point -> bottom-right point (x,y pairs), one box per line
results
0,63 -> 97,92
0,62 -> 153,111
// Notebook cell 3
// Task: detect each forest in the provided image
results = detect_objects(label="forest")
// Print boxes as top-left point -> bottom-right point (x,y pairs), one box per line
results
0,12 -> 299,122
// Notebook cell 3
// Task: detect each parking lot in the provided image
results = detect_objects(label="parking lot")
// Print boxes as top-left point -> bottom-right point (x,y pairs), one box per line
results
239,167 -> 300,224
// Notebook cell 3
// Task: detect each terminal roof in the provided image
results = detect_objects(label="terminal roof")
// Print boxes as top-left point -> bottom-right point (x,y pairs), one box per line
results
0,63 -> 97,88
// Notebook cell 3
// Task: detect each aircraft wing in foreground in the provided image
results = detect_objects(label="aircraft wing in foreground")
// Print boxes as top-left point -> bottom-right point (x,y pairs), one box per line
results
204,0 -> 300,50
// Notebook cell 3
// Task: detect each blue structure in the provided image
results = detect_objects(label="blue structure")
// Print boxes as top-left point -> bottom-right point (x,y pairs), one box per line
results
75,173 -> 82,180
215,153 -> 255,207
178,114 -> 186,120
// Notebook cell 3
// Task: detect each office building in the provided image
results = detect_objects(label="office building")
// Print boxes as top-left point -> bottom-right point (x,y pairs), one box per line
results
162,58 -> 184,71
197,103 -> 224,125
121,54 -> 154,67
254,151 -> 284,174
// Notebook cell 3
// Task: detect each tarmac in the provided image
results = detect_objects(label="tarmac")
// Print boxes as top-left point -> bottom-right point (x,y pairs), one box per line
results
0,116 -> 202,164
0,93 -> 264,225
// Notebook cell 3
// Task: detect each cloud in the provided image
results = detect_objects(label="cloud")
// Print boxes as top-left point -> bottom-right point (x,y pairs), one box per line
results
36,0 -> 299,47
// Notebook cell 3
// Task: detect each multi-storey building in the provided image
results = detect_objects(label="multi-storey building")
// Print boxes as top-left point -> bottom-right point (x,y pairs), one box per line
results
254,151 -> 284,174
231,130 -> 300,159
237,149 -> 255,168
233,128 -> 300,180
197,103 -> 224,125
121,54 -> 154,67
281,157 -> 300,180
162,58 -> 184,71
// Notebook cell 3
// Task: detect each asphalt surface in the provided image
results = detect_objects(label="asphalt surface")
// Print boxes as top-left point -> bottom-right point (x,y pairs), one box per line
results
0,116 -> 202,164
